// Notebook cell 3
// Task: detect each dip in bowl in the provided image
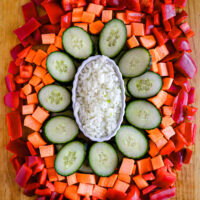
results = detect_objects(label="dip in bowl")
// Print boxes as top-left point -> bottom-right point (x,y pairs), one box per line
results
72,55 -> 126,142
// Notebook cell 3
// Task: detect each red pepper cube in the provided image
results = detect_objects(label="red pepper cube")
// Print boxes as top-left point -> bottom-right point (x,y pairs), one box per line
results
161,4 -> 176,21
5,74 -> 16,92
61,12 -> 72,28
15,164 -> 32,188
131,23 -> 145,36
168,26 -> 182,39
27,141 -> 38,156
22,2 -> 37,22
4,91 -> 20,110
20,65 -> 33,79
179,22 -> 195,38
174,0 -> 187,8
183,148 -> 193,164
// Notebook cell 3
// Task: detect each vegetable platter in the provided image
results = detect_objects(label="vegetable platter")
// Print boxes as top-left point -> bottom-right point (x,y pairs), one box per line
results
0,0 -> 199,200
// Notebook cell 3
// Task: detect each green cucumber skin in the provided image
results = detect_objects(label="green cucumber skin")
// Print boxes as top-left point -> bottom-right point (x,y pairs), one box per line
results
125,100 -> 162,130
55,141 -> 86,176
127,72 -> 163,99
38,85 -> 71,113
46,52 -> 76,83
115,125 -> 149,159
119,47 -> 152,78
88,142 -> 118,177
43,116 -> 79,144
99,19 -> 127,58
62,27 -> 94,60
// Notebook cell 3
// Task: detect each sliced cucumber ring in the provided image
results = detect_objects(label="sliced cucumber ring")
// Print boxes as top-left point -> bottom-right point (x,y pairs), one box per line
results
126,100 -> 162,130
119,47 -> 151,78
115,125 -> 149,159
47,52 -> 76,83
38,85 -> 71,112
99,19 -> 127,58
62,27 -> 94,59
55,141 -> 86,176
128,71 -> 163,98
89,142 -> 118,177
44,116 -> 79,144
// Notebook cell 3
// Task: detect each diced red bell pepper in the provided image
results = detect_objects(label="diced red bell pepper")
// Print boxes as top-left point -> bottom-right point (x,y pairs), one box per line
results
169,150 -> 184,170
126,10 -> 144,22
42,2 -> 64,24
17,45 -> 32,59
145,15 -> 154,35
183,148 -> 193,164
31,0 -> 44,5
149,187 -> 176,200
188,87 -> 195,104
46,181 -> 55,191
175,10 -> 188,25
8,61 -> 19,75
6,111 -> 22,140
162,51 -> 182,62
163,20 -> 172,32
161,4 -> 176,21
174,0 -> 187,8
179,22 -> 195,38
153,27 -> 169,46
61,0 -> 73,11
32,157 -> 45,175
10,155 -> 24,173
174,74 -> 190,92
22,2 -> 38,22
125,0 -> 141,12
15,75 -> 29,84
160,140 -> 175,155
172,129 -> 187,152
35,188 -> 52,196
33,29 -> 42,45
174,52 -> 197,79
107,188 -> 127,200
40,24 -> 60,34
36,197 -> 46,200
140,0 -> 154,14
10,44 -> 24,60
5,74 -> 16,92
50,192 -> 60,200
172,89 -> 188,124
153,11 -> 160,26
20,65 -> 33,79
39,168 -> 48,185
61,12 -> 72,28
24,182 -> 40,196
27,141 -> 38,156
14,18 -> 41,41
15,164 -> 32,188
107,0 -> 124,7
163,158 -> 174,168
38,14 -> 50,25
173,37 -> 191,52
142,172 -> 155,181
142,185 -> 157,195
125,185 -> 140,200
4,91 -> 19,110
168,26 -> 182,39
184,105 -> 198,117
26,156 -> 39,168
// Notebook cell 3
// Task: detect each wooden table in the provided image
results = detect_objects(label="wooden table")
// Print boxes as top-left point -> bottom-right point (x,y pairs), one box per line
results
0,0 -> 199,199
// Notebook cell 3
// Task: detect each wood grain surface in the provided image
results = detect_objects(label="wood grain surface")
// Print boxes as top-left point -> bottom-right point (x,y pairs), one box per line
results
0,1 -> 199,200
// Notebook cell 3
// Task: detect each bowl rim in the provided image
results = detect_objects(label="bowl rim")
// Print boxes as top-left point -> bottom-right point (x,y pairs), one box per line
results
72,55 -> 126,142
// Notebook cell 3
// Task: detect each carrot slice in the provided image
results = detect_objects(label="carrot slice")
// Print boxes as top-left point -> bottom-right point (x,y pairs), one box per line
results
151,155 -> 164,170
160,116 -> 174,129
113,180 -> 130,193
155,44 -> 169,61
82,12 -> 95,23
98,174 -> 118,188
17,45 -> 32,59
55,36 -> 63,49
139,35 -> 156,49
64,185 -> 80,200
42,73 -> 55,85
29,75 -> 42,87
56,173 -> 65,181
155,137 -> 168,149
164,93 -> 175,106
89,20 -> 104,35
133,175 -> 149,190
149,49 -> 160,63
126,25 -> 132,38
67,173 -> 78,186
22,104 -> 35,115
42,33 -> 56,44
162,77 -> 173,90
127,35 -> 139,49
47,168 -> 58,182
28,132 -> 47,148
77,183 -> 94,196
35,82 -> 45,93
47,44 -> 59,54
25,49 -> 36,63
150,62 -> 159,73
148,129 -> 163,144
148,140 -> 160,157
44,155 -> 56,169
161,126 -> 176,140
116,13 -> 130,24
32,106 -> 50,124
54,181 -> 67,194
87,3 -> 104,17
58,28 -> 66,37
118,174 -> 131,183
39,144 -> 55,158
24,115 -> 42,131
132,164 -> 137,175
33,49 -> 47,65
92,185 -> 107,199
157,63 -> 169,76
22,84 -> 32,95
131,23 -> 145,36
72,7 -> 84,23
119,158 -> 135,175
74,23 -> 88,32
137,157 -> 153,175
76,173 -> 96,185
27,93 -> 38,104
148,90 -> 168,108
33,66 -> 47,78
102,10 -> 113,23
162,106 -> 173,116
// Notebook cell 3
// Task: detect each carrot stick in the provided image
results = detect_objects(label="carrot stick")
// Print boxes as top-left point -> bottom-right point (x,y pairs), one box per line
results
98,174 -> 118,188
162,77 -> 173,90
137,158 -> 153,175
89,20 -> 104,34
113,180 -> 130,193
160,116 -> 174,129
54,182 -> 67,194
24,115 -> 42,131
35,83 -> 44,93
150,62 -> 159,73
33,49 -> 47,65
27,93 -> 38,104
131,23 -> 145,36
161,126 -> 176,140
126,25 -> 132,38
77,183 -> 94,196
157,63 -> 169,76
29,75 -> 42,87
67,173 -> 78,186
44,155 -> 56,169
87,3 -> 104,17
55,36 -> 63,49
33,66 -> 47,78
102,10 -> 113,23
76,173 -> 96,185
72,7 -> 84,23
32,106 -> 50,124
119,158 -> 135,175
74,23 -> 88,32
148,140 -> 160,157
116,13 -> 130,24
39,144 -> 55,158
133,175 -> 149,190
92,185 -> 107,200
139,35 -> 156,49
162,106 -> 173,116
118,174 -> 131,183
25,49 -> 36,63
27,132 -> 47,148
47,44 -> 59,55
42,33 -> 56,44
22,104 -> 35,115
47,168 -> 58,182
127,35 -> 139,49
82,12 -> 95,23
151,155 -> 164,170
148,90 -> 168,108
42,73 -> 55,85
22,84 -> 32,95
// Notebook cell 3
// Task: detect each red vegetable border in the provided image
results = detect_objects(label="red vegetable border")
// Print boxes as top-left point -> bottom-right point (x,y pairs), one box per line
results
4,0 -> 198,200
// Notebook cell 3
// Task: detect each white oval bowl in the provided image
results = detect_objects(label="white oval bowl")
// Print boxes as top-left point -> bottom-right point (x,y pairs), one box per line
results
72,55 -> 126,142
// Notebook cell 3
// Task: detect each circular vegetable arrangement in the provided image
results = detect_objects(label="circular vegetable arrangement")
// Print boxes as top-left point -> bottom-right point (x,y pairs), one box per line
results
4,0 -> 198,200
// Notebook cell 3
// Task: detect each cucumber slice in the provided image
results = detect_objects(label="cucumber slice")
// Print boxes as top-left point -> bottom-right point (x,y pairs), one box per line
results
128,72 -> 163,98
123,78 -> 131,97
44,116 -> 79,144
119,47 -> 151,78
62,27 -> 94,59
99,19 -> 127,58
38,85 -> 71,112
89,142 -> 118,177
47,52 -> 76,83
116,125 -> 149,159
126,100 -> 162,130
55,141 -> 86,176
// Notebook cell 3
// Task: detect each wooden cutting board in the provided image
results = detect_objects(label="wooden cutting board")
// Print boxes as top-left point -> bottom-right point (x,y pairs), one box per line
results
0,0 -> 199,199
